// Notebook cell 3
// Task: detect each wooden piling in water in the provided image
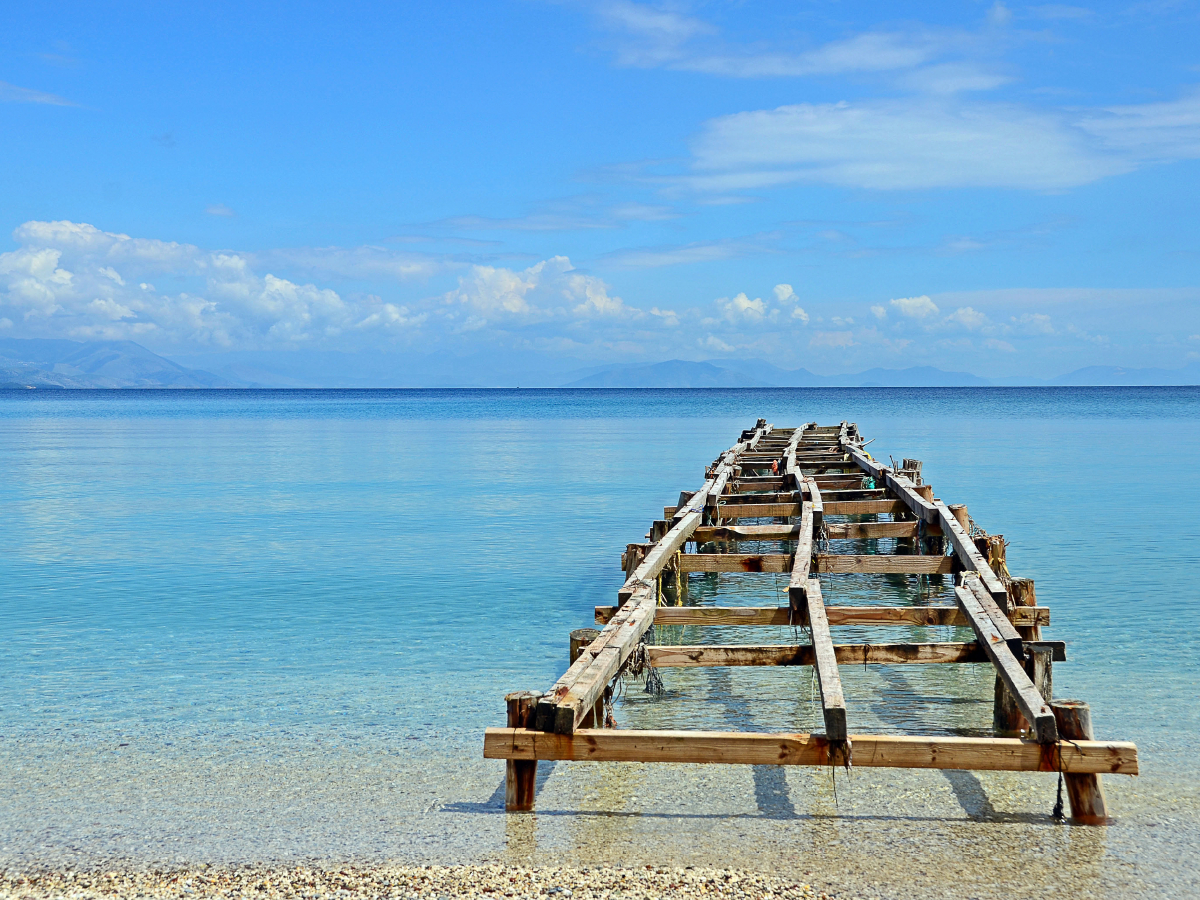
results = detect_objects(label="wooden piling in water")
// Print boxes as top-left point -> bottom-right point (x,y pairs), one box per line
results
1052,700 -> 1111,824
504,691 -> 541,812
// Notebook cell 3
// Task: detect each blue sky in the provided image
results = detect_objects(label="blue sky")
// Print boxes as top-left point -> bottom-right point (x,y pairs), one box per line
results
2,0 -> 1199,379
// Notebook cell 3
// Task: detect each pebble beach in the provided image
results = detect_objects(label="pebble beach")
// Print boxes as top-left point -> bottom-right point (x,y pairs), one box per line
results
0,866 -> 828,900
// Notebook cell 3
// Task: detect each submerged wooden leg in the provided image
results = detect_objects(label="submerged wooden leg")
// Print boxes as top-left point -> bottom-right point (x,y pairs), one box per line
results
994,646 -> 1053,735
505,691 -> 541,812
569,629 -> 601,728
1053,700 -> 1111,825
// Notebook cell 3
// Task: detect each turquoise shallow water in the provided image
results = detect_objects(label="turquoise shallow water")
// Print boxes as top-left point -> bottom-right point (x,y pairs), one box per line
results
1,388 -> 1198,894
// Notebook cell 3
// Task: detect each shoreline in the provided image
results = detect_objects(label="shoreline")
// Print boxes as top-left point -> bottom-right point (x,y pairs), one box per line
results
0,865 -> 832,900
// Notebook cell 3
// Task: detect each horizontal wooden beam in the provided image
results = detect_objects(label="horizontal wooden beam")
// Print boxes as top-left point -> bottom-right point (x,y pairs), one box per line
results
690,519 -> 944,542
484,728 -> 1138,775
820,488 -> 889,499
824,520 -> 942,538
649,641 -> 999,667
715,502 -> 800,518
595,605 -> 1050,628
692,524 -> 800,542
711,497 -> 907,519
825,499 -> 907,515
720,491 -> 799,503
678,553 -> 792,573
814,553 -> 954,575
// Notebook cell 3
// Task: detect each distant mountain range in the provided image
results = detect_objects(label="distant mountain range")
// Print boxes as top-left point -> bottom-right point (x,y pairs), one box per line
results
0,338 -> 230,388
0,339 -> 1197,388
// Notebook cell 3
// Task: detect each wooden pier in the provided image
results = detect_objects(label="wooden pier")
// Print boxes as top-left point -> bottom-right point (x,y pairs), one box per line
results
484,420 -> 1137,823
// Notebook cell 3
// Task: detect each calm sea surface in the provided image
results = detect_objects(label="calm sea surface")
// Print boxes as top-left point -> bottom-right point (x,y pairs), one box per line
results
1,388 -> 1198,890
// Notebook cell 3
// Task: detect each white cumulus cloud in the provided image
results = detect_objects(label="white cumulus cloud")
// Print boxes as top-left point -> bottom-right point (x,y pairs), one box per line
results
446,256 -> 638,322
890,295 -> 940,318
0,220 -> 431,348
718,292 -> 766,323
944,306 -> 988,329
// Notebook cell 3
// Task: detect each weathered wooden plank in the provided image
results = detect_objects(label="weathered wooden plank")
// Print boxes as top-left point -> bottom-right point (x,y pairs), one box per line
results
691,520 -> 943,541
551,420 -> 772,733
677,553 -> 793,573
824,499 -> 907,515
692,524 -> 801,542
809,478 -> 873,491
717,491 -> 800,504
934,499 -> 1009,606
804,578 -> 847,740
485,728 -> 1139,775
841,444 -> 886,480
884,470 -> 938,524
716,502 -> 801,518
804,476 -> 824,526
648,641 -> 997,667
814,553 -> 954,575
964,574 -> 1023,657
823,520 -> 941,539
730,477 -> 788,490
554,582 -> 658,733
594,605 -> 1051,627
819,488 -> 889,499
956,584 -> 1058,743
787,499 -> 814,611
619,510 -> 702,602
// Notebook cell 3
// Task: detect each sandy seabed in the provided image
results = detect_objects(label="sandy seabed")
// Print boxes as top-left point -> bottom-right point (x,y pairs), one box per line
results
3,739 -> 1197,900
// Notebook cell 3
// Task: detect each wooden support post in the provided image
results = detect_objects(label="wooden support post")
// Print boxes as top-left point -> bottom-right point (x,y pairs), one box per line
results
1052,700 -> 1111,825
994,645 -> 1053,736
956,582 -> 1057,743
1009,577 -> 1041,640
900,458 -> 923,485
623,543 -> 649,581
570,628 -> 600,663
505,691 -> 542,811
570,629 -> 604,727
949,504 -> 969,532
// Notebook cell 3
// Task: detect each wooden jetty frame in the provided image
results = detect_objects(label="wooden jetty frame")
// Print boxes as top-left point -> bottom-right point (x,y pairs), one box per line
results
485,420 -> 1137,823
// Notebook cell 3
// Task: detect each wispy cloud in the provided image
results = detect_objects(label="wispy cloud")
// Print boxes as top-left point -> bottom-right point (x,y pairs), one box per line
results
0,80 -> 74,106
205,204 -> 237,218
1078,88 -> 1200,161
433,197 -> 677,232
593,2 -> 963,79
686,99 -> 1129,191
602,233 -> 780,268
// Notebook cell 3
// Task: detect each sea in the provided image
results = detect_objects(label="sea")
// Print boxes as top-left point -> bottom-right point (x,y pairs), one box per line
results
1,388 -> 1197,897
